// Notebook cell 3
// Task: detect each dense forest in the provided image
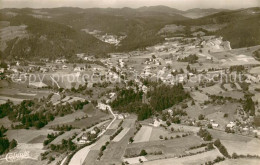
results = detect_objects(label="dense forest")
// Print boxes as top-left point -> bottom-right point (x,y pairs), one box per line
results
110,83 -> 189,120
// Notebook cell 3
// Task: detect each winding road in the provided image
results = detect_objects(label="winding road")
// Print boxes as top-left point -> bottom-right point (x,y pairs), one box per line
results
61,105 -> 117,165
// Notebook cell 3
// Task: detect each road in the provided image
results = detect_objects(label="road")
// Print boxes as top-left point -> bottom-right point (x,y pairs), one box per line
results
61,105 -> 117,165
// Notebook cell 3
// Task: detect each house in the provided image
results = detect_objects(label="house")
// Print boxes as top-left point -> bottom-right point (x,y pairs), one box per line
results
97,102 -> 108,111
168,109 -> 173,116
212,123 -> 219,127
226,122 -> 236,128
74,66 -> 81,72
117,114 -> 124,119
90,130 -> 96,134
79,139 -> 86,144
56,59 -> 66,63
62,65 -> 68,69
153,119 -> 161,127
0,68 -> 4,73
82,135 -> 88,140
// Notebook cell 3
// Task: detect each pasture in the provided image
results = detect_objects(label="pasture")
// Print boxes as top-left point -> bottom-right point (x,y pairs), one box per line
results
143,149 -> 222,165
133,125 -> 153,143
6,129 -> 56,143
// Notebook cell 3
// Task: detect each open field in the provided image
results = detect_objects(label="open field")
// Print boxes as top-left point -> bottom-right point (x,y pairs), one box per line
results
191,91 -> 208,102
216,158 -> 260,165
6,129 -> 56,143
112,128 -> 130,142
45,111 -> 86,127
201,84 -> 224,95
28,135 -> 47,144
133,125 -> 153,143
169,124 -> 200,133
108,119 -> 122,129
66,112 -> 111,129
123,156 -> 147,164
51,129 -> 81,145
126,135 -> 204,158
143,149 -> 222,165
149,127 -> 186,141
221,139 -> 260,156
208,129 -> 254,142
250,66 -> 260,74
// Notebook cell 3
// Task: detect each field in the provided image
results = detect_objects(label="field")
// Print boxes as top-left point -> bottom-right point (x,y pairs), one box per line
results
133,125 -> 153,143
6,129 -> 56,143
0,80 -> 52,104
45,111 -> 86,127
217,158 -> 260,165
109,119 -> 122,129
169,124 -> 200,133
50,129 -> 81,145
250,66 -> 260,74
112,128 -> 130,142
125,135 -> 204,158
149,127 -> 186,141
201,84 -> 224,95
191,91 -> 209,102
143,149 -> 222,165
221,139 -> 260,156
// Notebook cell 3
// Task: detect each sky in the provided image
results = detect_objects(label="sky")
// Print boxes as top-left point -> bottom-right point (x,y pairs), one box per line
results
0,0 -> 260,10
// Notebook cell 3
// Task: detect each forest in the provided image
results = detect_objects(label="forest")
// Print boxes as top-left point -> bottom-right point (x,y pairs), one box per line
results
110,83 -> 189,120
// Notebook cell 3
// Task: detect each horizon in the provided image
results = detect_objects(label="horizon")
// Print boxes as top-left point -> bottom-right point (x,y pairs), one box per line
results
1,0 -> 259,10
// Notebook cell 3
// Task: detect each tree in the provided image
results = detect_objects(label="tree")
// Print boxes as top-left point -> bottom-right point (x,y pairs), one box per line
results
166,121 -> 171,126
129,137 -> 134,143
198,114 -> 205,120
9,139 -> 17,149
140,149 -> 147,156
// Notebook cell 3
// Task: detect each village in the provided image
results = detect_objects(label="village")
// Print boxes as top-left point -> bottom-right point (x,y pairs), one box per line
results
1,34 -> 260,165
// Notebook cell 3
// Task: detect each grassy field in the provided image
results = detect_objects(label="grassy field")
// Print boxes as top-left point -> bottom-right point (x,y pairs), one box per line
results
6,129 -> 56,143
201,84 -> 224,95
98,125 -> 136,165
191,91 -> 209,103
217,158 -> 260,165
149,127 -> 186,141
50,129 -> 81,145
168,124 -> 200,133
133,125 -> 153,143
112,128 -> 130,142
45,111 -> 86,127
221,139 -> 260,156
126,135 -> 203,158
143,149 -> 222,165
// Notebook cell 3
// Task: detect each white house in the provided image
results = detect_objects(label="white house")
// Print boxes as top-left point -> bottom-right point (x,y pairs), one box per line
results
117,114 -> 124,119
212,123 -> 219,127
226,122 -> 236,128
90,130 -> 96,134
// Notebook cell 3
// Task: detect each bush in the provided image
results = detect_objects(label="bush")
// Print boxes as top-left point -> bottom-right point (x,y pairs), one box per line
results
198,114 -> 205,120
140,149 -> 147,156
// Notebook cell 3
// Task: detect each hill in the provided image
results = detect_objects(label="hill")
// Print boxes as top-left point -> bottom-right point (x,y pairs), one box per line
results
175,7 -> 260,48
0,14 -> 113,60
0,7 -> 189,59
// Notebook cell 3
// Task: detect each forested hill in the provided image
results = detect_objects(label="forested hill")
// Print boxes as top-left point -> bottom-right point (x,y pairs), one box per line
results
0,7 -> 189,60
1,14 -> 113,60
176,7 -> 260,48
1,6 -> 260,60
